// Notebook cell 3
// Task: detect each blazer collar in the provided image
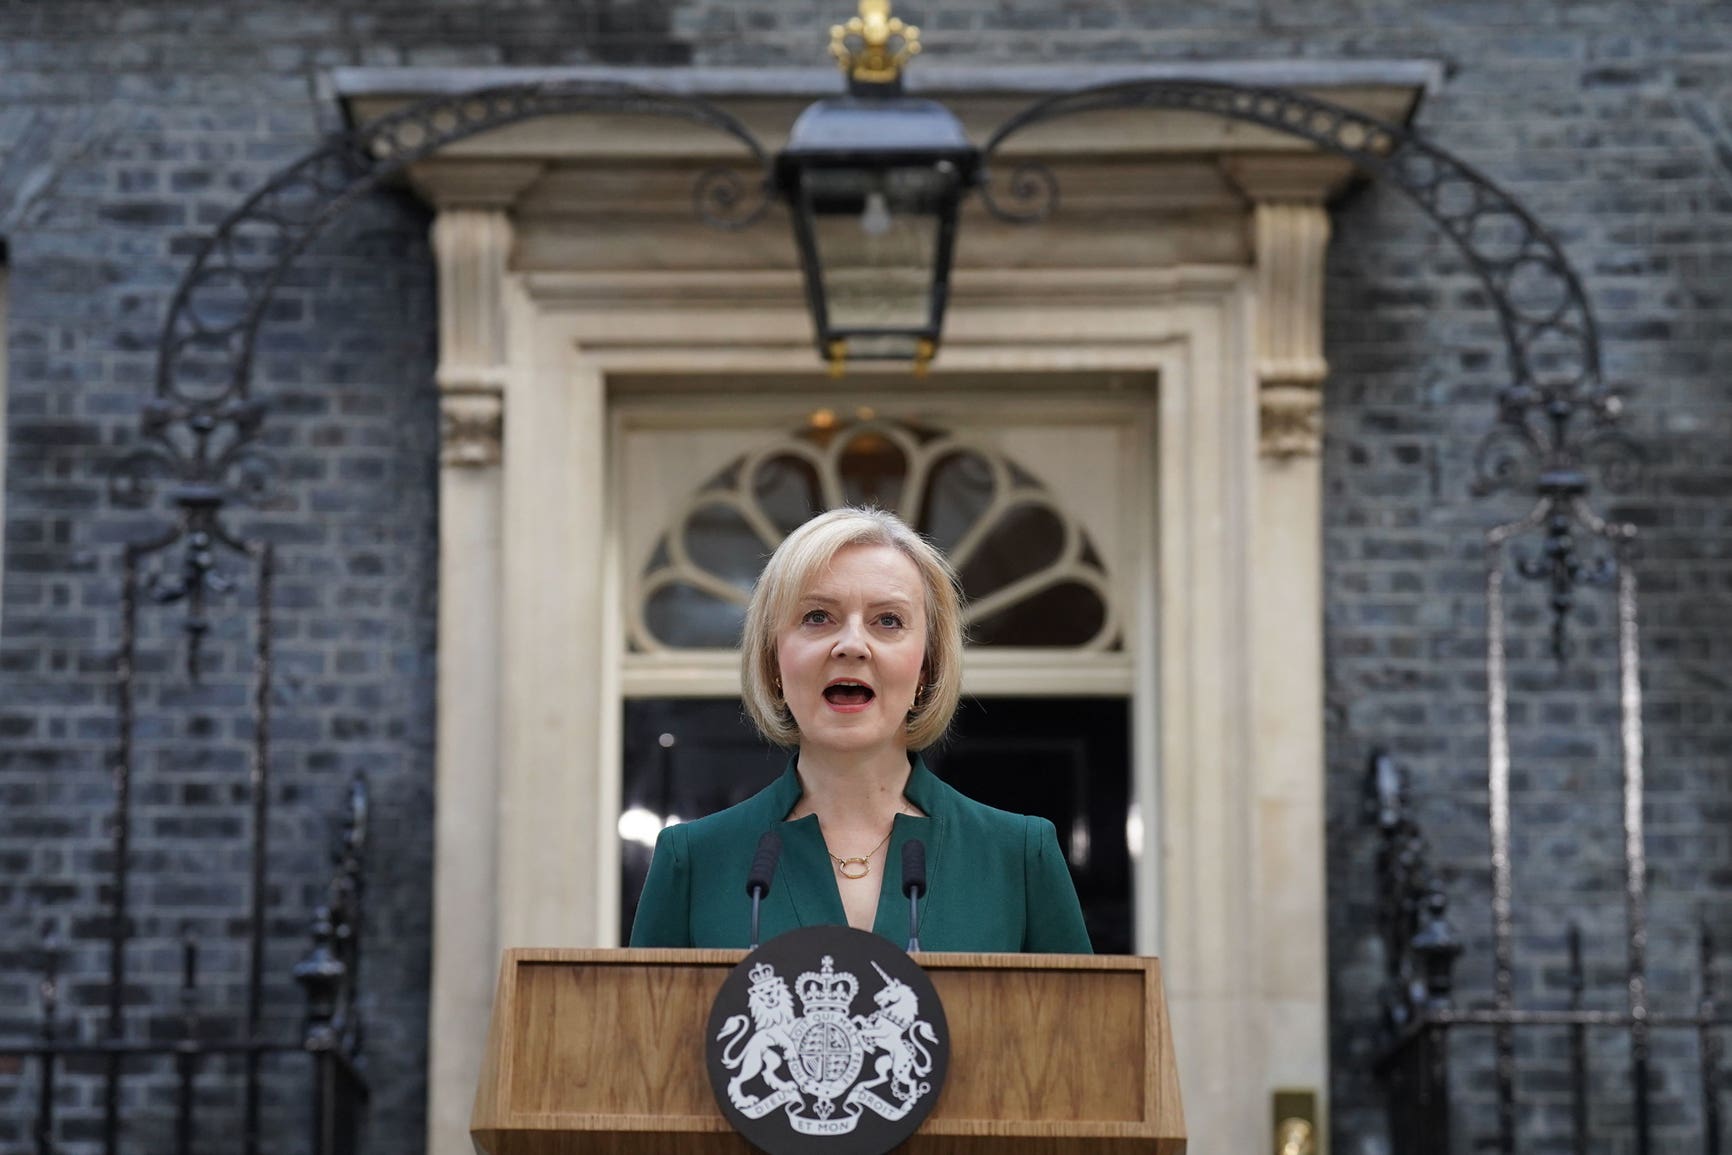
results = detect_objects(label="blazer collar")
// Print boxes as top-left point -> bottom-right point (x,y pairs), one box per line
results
764,752 -> 948,941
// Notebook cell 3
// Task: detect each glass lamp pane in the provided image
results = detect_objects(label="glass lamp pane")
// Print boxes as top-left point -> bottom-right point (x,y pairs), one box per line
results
803,166 -> 945,334
837,333 -> 922,359
811,209 -> 937,331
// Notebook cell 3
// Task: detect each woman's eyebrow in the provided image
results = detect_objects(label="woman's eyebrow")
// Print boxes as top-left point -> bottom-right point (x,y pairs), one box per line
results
799,591 -> 914,608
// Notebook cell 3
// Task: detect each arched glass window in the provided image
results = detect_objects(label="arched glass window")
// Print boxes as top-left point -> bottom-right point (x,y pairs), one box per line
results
628,418 -> 1119,653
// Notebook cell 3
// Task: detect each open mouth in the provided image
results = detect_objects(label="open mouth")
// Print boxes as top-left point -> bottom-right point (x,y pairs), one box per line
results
822,681 -> 876,707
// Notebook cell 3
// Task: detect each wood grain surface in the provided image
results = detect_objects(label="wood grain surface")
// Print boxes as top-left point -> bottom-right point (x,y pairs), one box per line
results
471,949 -> 1185,1154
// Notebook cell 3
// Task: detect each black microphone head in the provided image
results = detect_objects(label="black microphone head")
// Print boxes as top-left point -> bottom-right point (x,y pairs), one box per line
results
900,838 -> 927,898
746,830 -> 783,898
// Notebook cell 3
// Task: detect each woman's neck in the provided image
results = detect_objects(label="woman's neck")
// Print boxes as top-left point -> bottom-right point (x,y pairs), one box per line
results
790,746 -> 914,827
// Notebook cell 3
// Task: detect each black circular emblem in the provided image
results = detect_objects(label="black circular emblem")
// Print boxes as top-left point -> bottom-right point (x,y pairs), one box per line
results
706,925 -> 949,1155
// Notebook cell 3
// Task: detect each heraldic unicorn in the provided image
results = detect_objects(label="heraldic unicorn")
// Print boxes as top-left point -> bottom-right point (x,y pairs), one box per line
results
716,954 -> 941,1136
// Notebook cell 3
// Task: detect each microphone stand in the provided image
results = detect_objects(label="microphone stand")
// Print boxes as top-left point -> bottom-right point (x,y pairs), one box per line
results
746,831 -> 782,951
902,839 -> 926,952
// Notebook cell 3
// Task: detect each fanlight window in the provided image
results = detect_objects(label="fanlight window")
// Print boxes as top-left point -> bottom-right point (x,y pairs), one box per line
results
630,419 -> 1119,653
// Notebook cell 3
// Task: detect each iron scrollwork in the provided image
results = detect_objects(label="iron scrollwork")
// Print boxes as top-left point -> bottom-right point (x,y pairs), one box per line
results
294,775 -> 371,1058
975,79 -> 1641,653
133,74 -> 1642,658
127,81 -> 777,672
1365,749 -> 1463,1036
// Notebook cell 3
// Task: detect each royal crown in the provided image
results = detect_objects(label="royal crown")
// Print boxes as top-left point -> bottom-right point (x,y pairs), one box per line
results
795,955 -> 860,1014
748,960 -> 778,987
829,0 -> 920,87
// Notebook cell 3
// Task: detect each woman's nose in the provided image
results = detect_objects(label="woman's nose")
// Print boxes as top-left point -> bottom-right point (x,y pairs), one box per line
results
831,617 -> 870,659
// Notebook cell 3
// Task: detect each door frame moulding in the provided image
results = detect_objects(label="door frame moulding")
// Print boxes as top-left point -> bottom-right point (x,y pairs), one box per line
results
438,256 -> 1279,1155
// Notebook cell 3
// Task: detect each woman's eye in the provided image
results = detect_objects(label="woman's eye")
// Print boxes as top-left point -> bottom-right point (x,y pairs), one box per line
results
876,613 -> 904,629
802,609 -> 830,625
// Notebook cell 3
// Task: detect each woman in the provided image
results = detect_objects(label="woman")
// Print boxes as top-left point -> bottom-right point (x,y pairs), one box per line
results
629,506 -> 1092,953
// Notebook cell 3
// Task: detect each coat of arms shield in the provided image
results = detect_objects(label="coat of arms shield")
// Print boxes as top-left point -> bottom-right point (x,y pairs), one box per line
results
705,924 -> 950,1155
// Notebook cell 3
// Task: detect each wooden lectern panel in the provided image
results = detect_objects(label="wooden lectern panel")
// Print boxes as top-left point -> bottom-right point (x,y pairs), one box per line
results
508,962 -> 722,1116
929,965 -> 1149,1122
472,949 -> 1184,1155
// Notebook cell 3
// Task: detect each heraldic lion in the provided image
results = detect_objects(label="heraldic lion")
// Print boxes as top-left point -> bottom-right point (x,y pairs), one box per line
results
716,966 -> 800,1107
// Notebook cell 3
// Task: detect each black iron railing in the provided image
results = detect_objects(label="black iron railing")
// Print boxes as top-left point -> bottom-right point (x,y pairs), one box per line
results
2,775 -> 369,1155
1370,750 -> 1728,1153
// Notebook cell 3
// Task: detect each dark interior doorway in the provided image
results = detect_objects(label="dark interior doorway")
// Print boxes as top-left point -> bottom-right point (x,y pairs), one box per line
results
619,697 -> 1133,953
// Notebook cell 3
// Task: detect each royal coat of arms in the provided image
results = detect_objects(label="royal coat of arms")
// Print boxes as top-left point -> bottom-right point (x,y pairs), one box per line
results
706,926 -> 949,1152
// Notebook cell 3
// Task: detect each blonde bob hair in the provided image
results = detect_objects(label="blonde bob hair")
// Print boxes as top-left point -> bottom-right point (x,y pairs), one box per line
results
741,507 -> 964,751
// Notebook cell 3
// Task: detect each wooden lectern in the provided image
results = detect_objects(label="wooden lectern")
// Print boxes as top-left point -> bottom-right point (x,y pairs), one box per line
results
471,948 -> 1185,1154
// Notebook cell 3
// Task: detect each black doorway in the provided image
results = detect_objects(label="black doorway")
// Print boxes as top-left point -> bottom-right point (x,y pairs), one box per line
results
619,697 -> 1133,953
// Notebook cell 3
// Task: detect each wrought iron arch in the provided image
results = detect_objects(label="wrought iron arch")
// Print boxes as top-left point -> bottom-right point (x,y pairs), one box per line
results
115,72 -> 1651,690
972,78 -> 1642,675
976,80 -> 1635,503
120,75 -> 1639,665
155,81 -> 773,413
114,81 -> 779,675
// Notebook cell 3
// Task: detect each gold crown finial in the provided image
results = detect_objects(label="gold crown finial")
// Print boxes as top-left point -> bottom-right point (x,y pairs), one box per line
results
829,0 -> 921,86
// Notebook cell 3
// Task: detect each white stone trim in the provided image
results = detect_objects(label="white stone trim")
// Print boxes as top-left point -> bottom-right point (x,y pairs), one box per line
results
616,647 -> 1138,698
426,209 -> 511,1155
1240,182 -> 1334,1140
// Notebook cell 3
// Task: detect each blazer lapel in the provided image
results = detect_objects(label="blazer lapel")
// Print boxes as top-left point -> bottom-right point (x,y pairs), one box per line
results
776,813 -> 847,929
903,756 -> 948,909
871,813 -> 940,942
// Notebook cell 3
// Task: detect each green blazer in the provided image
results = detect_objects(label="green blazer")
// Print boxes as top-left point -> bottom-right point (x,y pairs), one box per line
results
628,755 -> 1093,954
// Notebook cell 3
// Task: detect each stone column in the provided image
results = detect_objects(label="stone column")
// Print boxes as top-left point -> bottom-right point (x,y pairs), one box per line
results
426,206 -> 511,1155
1238,163 -> 1337,1146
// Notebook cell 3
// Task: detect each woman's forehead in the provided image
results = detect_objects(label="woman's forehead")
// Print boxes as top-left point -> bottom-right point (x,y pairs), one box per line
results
798,543 -> 924,600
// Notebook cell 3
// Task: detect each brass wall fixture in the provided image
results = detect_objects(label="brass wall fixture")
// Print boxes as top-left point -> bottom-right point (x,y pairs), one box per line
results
1273,1089 -> 1319,1155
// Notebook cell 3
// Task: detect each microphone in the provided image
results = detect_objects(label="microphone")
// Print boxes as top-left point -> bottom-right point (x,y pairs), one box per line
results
901,839 -> 927,952
745,831 -> 782,950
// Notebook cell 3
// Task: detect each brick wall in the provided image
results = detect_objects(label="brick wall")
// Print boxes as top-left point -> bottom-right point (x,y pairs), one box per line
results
1,3 -> 1728,1153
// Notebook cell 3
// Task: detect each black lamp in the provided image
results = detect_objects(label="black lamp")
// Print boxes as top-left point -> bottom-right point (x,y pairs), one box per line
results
776,1 -> 979,376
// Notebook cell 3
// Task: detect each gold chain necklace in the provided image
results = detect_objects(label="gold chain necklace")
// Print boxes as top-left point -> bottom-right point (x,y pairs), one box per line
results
826,804 -> 913,880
